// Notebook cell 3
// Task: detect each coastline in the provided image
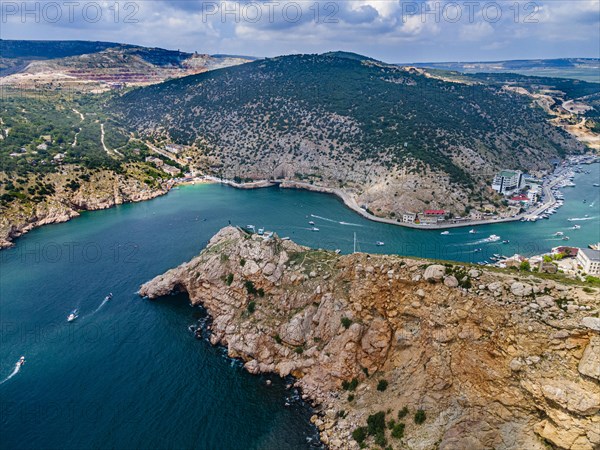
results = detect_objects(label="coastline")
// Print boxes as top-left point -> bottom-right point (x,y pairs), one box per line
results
202,177 -> 521,230
0,184 -> 170,250
139,226 -> 600,450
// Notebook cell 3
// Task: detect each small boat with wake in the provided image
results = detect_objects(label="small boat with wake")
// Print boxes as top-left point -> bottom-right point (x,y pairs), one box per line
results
308,221 -> 315,226
485,234 -> 501,242
376,241 -> 385,246
67,309 -> 79,322
310,227 -> 320,232
17,356 -> 25,367
105,293 -> 113,301
469,229 -> 477,234
440,231 -> 450,235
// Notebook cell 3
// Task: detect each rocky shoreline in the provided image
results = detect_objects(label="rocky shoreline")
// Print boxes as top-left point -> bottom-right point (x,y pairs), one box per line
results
140,226 -> 600,450
0,176 -> 169,250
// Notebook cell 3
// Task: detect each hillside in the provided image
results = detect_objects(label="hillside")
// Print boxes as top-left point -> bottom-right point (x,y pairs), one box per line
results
140,226 -> 600,450
0,39 -> 253,91
112,52 -> 589,216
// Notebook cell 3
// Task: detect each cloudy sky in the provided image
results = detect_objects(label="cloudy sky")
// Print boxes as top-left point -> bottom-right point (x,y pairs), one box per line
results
2,1 -> 599,62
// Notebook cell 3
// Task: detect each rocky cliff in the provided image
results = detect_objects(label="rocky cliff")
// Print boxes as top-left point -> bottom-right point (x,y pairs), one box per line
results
0,169 -> 168,249
140,227 -> 600,450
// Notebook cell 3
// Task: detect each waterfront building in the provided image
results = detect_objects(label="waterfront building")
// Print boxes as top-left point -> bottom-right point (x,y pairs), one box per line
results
402,212 -> 416,223
419,210 -> 445,224
576,248 -> 600,275
492,170 -> 524,195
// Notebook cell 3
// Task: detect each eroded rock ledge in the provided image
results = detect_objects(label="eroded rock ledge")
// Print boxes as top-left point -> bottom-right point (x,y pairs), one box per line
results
140,226 -> 600,450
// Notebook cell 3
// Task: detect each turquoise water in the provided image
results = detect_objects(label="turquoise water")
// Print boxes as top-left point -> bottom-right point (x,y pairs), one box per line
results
0,164 -> 598,448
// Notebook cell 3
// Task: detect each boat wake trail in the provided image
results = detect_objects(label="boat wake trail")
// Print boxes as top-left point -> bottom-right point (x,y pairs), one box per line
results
311,214 -> 362,227
0,362 -> 22,385
568,217 -> 597,222
90,297 -> 110,316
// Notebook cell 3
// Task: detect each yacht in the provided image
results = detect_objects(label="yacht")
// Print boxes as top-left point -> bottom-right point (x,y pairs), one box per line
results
246,225 -> 255,232
486,235 -> 501,242
308,221 -> 315,226
257,228 -> 264,236
67,309 -> 79,322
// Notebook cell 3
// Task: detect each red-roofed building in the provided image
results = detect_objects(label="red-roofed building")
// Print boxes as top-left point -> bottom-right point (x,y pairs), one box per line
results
510,194 -> 529,202
423,210 -> 445,215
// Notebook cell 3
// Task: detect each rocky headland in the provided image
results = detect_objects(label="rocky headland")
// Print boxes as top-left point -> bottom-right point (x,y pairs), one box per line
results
140,226 -> 600,450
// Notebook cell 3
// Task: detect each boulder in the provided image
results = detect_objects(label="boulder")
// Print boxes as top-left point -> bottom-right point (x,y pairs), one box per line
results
511,282 -> 532,297
578,337 -> 600,381
487,281 -> 503,293
581,317 -> 600,331
444,276 -> 459,288
536,295 -> 555,309
541,380 -> 600,415
424,265 -> 445,282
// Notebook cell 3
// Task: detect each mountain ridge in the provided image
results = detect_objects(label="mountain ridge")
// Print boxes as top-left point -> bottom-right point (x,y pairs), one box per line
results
112,51 -> 588,216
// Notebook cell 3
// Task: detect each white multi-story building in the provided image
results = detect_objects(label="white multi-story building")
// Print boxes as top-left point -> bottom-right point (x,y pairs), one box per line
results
402,212 -> 416,223
492,170 -> 524,195
577,248 -> 600,275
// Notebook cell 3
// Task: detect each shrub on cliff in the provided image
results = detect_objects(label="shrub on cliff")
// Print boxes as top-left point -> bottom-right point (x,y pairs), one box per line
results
341,317 -> 352,329
391,422 -> 405,439
225,273 -> 234,286
247,301 -> 256,313
377,380 -> 389,391
244,280 -> 257,295
397,406 -> 409,419
342,377 -> 359,391
367,411 -> 386,436
414,409 -> 426,424
352,426 -> 367,444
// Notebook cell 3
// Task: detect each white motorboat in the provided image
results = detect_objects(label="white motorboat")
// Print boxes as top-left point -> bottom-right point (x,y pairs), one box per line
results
469,229 -> 476,234
485,235 -> 501,242
67,309 -> 79,322
440,231 -> 450,235
376,241 -> 385,246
